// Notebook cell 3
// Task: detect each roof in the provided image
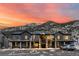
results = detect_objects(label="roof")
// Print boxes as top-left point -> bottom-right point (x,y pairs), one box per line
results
31,31 -> 54,35
31,30 -> 71,35
11,30 -> 25,35
2,30 -> 31,35
11,30 -> 32,35
2,28 -> 71,35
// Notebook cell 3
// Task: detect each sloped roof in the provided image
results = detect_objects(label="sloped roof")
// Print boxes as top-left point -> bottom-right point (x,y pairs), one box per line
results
31,30 -> 71,35
0,31 -> 5,43
10,30 -> 25,35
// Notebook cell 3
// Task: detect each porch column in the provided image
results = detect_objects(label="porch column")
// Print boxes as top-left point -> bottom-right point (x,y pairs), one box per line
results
55,38 -> 57,48
26,41 -> 27,48
29,41 -> 31,48
15,42 -> 17,47
20,42 -> 21,48
29,36 -> 32,48
46,39 -> 48,48
9,42 -> 12,49
39,37 -> 41,48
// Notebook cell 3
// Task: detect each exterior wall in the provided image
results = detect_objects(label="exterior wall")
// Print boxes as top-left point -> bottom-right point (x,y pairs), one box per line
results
0,33 -> 5,48
5,32 -> 32,48
3,36 -> 9,48
55,33 -> 63,41
0,31 -> 75,49
23,32 -> 31,41
0,43 -> 1,48
11,35 -> 21,40
63,35 -> 71,41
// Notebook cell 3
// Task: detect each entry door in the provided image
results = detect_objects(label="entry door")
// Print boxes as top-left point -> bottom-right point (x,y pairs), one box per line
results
21,42 -> 26,48
21,42 -> 30,48
41,39 -> 46,48
56,42 -> 66,48
26,42 -> 29,48
48,41 -> 55,48
56,42 -> 60,48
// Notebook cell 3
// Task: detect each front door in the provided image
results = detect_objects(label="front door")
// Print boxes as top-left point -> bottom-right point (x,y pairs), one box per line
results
21,42 -> 26,48
41,39 -> 46,48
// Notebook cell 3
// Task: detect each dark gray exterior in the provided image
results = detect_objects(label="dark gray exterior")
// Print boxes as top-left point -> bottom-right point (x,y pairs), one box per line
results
0,21 -> 79,49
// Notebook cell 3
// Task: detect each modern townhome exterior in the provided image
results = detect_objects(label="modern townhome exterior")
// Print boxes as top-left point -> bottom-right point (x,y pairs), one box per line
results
0,21 -> 79,49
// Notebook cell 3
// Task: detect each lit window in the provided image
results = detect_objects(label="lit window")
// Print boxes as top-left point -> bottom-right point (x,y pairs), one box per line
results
34,42 -> 39,48
46,35 -> 54,40
64,36 -> 69,40
57,35 -> 60,40
25,35 -> 28,39
52,35 -> 54,38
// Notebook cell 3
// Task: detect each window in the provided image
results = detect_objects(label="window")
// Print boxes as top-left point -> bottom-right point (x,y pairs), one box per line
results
33,42 -> 39,48
46,35 -> 54,40
25,35 -> 28,39
64,35 -> 69,40
52,35 -> 54,38
57,35 -> 60,40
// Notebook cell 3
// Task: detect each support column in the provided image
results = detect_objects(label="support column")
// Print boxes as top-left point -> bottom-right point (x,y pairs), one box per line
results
57,42 -> 59,48
9,42 -> 12,49
39,37 -> 41,48
55,38 -> 57,48
15,42 -> 17,47
20,42 -> 21,48
29,36 -> 32,48
26,42 -> 27,48
46,39 -> 48,48
30,41 -> 31,48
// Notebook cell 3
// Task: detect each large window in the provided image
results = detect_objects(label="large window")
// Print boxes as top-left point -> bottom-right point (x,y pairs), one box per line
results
25,35 -> 28,39
46,35 -> 54,41
64,35 -> 70,40
57,35 -> 60,40
33,42 -> 39,48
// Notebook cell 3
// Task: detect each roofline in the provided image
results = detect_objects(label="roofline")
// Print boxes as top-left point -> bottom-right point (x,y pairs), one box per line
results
1,32 -> 9,38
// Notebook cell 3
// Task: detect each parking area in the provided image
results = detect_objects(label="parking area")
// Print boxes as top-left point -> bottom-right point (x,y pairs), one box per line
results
0,49 -> 79,56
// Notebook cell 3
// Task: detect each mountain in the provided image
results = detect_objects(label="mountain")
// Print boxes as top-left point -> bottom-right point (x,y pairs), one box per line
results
1,20 -> 79,32
0,23 -> 12,29
1,23 -> 38,32
31,20 -> 79,32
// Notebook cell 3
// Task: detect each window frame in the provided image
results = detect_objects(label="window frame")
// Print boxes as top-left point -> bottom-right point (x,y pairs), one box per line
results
63,35 -> 70,40
25,35 -> 28,40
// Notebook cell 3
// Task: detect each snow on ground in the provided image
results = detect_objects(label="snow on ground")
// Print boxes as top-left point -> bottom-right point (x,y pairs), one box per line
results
0,49 -> 79,56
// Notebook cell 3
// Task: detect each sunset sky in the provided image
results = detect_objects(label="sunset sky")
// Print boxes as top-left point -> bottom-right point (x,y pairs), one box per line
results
0,3 -> 79,27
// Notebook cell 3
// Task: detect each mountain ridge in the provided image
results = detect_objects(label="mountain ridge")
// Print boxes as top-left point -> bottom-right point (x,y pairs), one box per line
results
1,20 -> 79,31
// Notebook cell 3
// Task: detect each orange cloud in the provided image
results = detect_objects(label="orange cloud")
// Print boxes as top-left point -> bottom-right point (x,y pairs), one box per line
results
0,3 -> 72,27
